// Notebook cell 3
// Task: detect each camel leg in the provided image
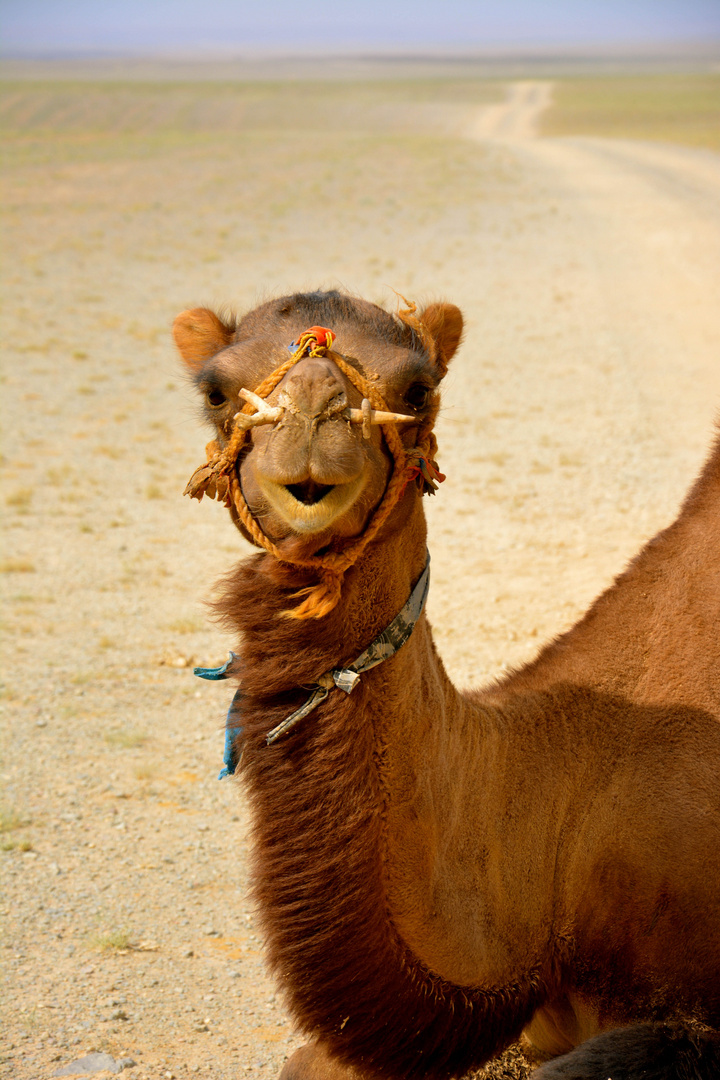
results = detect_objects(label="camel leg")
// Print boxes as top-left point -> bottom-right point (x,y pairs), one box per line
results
530,1022 -> 720,1079
279,1042 -> 367,1080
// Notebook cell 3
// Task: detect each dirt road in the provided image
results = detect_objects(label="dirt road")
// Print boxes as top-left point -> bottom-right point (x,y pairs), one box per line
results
466,80 -> 553,139
2,81 -> 720,1080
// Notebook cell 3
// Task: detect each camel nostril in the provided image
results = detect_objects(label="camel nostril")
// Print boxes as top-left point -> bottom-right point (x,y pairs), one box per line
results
286,480 -> 334,505
281,360 -> 347,419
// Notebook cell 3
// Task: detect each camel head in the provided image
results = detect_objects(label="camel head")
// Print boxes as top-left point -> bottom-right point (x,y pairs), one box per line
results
174,291 -> 462,614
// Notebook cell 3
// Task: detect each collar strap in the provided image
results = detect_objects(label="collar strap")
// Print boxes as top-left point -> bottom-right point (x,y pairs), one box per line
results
194,553 -> 430,771
265,553 -> 430,745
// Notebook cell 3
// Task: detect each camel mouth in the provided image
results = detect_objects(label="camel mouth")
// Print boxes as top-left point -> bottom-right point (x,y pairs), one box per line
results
286,480 -> 335,505
256,474 -> 365,534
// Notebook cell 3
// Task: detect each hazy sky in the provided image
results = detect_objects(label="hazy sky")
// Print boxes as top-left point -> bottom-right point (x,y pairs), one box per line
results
2,0 -> 720,54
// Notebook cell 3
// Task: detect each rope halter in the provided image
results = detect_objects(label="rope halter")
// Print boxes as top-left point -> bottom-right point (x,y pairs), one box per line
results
184,325 -> 445,619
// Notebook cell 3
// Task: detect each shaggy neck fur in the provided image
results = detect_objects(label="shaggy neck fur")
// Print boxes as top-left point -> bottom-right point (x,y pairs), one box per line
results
217,497 -> 548,1079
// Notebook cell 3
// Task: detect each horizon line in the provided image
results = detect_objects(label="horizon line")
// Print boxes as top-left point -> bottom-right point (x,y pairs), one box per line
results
3,38 -> 720,62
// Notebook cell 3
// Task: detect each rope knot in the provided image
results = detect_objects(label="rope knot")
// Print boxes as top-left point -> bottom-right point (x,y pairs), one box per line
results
406,447 -> 446,495
289,326 -> 336,357
184,440 -> 233,504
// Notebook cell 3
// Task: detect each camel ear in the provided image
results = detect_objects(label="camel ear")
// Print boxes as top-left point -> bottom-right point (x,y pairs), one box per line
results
419,303 -> 463,375
173,307 -> 235,372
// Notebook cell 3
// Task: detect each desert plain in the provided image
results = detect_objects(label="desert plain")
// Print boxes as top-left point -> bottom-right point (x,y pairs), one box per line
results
1,66 -> 720,1080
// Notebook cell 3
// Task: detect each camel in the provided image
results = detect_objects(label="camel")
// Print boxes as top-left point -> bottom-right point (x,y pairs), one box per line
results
174,290 -> 720,1080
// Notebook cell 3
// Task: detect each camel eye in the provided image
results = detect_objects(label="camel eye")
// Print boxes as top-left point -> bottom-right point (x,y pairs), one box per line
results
404,383 -> 429,411
206,388 -> 226,408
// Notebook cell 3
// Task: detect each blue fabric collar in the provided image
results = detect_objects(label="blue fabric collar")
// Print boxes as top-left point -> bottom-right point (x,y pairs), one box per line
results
194,553 -> 430,778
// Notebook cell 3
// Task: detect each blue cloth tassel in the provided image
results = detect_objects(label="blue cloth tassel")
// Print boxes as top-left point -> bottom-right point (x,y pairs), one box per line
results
193,652 -> 237,680
218,687 -> 244,780
193,654 -> 243,779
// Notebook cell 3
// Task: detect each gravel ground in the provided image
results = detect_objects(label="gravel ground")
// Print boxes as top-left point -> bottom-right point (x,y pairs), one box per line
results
2,79 -> 720,1080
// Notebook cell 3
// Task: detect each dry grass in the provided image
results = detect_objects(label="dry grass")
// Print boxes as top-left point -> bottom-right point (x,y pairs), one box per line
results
1,838 -> 33,852
474,1045 -> 531,1079
5,489 -> 33,508
0,807 -> 28,832
542,74 -> 720,150
0,806 -> 33,851
103,728 -> 147,750
0,558 -> 36,573
167,616 -> 204,634
90,928 -> 133,952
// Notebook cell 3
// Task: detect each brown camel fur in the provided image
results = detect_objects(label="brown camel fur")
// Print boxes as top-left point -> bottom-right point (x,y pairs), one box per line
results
174,290 -> 720,1080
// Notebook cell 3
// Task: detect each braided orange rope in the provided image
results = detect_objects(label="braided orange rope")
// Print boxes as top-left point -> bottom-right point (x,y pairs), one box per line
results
185,327 -> 441,619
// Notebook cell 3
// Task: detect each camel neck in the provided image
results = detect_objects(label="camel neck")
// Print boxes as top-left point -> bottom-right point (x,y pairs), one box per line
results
217,503 -> 544,1078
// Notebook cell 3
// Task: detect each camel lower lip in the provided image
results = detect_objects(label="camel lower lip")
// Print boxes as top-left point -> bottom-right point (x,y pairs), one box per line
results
257,475 -> 364,533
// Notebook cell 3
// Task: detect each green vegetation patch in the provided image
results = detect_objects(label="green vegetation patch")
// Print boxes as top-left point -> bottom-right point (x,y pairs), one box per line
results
0,807 -> 28,832
90,928 -> 132,952
0,77 -> 502,133
103,727 -> 147,750
542,74 -> 720,151
0,77 -> 504,168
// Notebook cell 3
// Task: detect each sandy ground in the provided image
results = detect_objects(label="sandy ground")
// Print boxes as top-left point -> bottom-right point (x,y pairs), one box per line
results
2,81 -> 720,1080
